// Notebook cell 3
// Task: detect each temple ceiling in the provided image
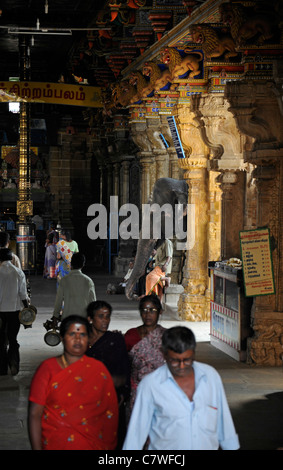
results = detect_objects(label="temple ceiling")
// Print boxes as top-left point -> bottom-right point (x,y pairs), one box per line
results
0,1 -> 282,125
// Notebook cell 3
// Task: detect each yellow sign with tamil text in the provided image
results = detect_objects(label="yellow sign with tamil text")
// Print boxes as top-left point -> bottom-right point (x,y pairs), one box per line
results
0,81 -> 103,108
239,228 -> 275,297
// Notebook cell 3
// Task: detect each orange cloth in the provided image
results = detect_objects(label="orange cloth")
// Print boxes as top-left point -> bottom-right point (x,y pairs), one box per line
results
29,355 -> 118,450
146,266 -> 164,297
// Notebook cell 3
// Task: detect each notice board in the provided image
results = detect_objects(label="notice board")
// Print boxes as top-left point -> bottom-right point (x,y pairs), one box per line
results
239,228 -> 275,297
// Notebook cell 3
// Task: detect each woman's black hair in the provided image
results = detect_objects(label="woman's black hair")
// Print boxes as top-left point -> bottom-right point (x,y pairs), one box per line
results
139,294 -> 162,313
60,315 -> 91,337
162,327 -> 196,354
87,300 -> 112,320
60,229 -> 72,242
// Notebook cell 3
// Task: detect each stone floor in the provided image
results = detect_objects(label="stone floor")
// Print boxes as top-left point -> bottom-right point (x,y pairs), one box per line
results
0,271 -> 283,451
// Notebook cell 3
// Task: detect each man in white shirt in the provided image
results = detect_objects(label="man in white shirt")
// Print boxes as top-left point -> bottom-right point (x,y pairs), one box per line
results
51,252 -> 96,322
123,326 -> 240,450
0,249 -> 29,375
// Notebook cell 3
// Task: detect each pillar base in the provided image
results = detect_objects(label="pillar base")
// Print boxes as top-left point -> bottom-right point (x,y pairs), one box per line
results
247,311 -> 283,366
177,290 -> 210,321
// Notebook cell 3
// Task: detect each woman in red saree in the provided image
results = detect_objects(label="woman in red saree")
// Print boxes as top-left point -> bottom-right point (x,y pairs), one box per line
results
28,315 -> 118,450
124,295 -> 166,413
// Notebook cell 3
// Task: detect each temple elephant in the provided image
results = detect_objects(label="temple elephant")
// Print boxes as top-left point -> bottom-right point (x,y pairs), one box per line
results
125,177 -> 188,299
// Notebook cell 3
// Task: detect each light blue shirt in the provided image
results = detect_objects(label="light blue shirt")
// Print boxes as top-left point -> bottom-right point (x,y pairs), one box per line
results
123,361 -> 240,450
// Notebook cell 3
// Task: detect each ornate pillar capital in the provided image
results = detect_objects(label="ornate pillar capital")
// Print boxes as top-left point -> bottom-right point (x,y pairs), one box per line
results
130,121 -> 152,153
191,93 -> 246,170
177,104 -> 207,158
178,156 -> 208,182
225,80 -> 283,154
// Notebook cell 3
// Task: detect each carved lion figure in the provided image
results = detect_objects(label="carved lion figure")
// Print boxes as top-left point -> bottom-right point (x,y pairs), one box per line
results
219,2 -> 278,47
160,47 -> 203,80
189,24 -> 238,60
129,70 -> 154,101
111,80 -> 136,107
142,61 -> 172,92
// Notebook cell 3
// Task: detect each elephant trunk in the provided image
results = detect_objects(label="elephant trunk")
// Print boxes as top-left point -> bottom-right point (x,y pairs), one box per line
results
125,238 -> 157,299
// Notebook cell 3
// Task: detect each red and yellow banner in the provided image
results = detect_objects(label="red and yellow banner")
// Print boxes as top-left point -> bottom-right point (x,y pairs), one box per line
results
0,81 -> 103,108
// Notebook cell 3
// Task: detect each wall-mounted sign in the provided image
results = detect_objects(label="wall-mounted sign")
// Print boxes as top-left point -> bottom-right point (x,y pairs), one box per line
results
167,115 -> 185,158
0,81 -> 102,108
239,228 -> 275,297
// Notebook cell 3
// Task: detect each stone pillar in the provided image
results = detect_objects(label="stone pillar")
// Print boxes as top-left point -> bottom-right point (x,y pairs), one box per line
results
247,161 -> 283,365
120,159 -> 130,206
146,117 -> 169,180
178,156 -> 210,321
113,162 -> 120,200
49,136 -> 72,229
130,122 -> 153,204
225,80 -> 283,365
106,163 -> 113,209
159,114 -> 182,179
217,170 -> 245,259
208,170 -> 222,263
98,164 -> 104,205
176,105 -> 210,321
168,148 -> 182,179
140,155 -> 155,204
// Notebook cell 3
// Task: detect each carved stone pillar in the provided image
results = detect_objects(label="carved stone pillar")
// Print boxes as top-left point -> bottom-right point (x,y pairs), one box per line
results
177,105 -> 210,321
98,164 -> 104,205
120,159 -> 130,206
160,114 -> 182,179
217,170 -> 245,259
168,148 -> 183,179
244,164 -> 258,230
247,161 -> 283,365
146,117 -> 169,180
225,80 -> 283,365
106,163 -> 113,208
140,156 -> 154,204
178,156 -> 210,321
113,162 -> 120,200
208,171 -> 222,263
130,122 -> 153,204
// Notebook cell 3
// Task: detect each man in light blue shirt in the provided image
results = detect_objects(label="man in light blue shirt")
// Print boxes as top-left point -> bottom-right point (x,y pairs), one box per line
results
123,326 -> 240,450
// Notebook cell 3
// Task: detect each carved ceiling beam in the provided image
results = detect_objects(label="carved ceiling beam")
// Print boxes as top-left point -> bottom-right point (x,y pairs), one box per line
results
121,0 -> 224,78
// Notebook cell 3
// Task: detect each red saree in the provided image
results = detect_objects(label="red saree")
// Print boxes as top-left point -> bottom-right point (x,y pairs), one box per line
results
29,355 -> 118,450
